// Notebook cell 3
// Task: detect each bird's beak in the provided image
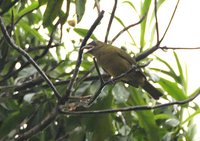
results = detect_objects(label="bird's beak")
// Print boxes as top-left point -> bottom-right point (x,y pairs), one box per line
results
81,45 -> 94,53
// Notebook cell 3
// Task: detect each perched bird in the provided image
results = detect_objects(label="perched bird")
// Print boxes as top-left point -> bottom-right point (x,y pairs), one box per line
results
83,40 -> 163,99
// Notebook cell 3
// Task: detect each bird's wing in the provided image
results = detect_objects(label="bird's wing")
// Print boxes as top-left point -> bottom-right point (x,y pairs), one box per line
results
115,47 -> 147,80
116,48 -> 136,65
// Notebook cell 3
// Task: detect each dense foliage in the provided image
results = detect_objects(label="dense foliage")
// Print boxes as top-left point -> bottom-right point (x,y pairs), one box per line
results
0,0 -> 199,141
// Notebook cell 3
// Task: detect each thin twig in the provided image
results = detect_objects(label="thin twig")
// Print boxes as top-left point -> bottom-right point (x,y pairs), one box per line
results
7,74 -> 109,94
159,0 -> 180,43
136,0 -> 180,61
86,83 -> 106,106
111,13 -> 147,44
0,16 -> 61,100
74,66 -> 95,88
10,10 -> 14,35
137,44 -> 200,62
60,91 -> 200,115
104,0 -> 118,43
160,46 -> 200,50
61,11 -> 105,104
93,57 -> 104,83
27,43 -> 62,52
86,64 -> 137,106
68,95 -> 92,100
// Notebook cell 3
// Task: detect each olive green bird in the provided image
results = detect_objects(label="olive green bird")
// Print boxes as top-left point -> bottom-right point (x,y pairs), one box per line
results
83,40 -> 163,99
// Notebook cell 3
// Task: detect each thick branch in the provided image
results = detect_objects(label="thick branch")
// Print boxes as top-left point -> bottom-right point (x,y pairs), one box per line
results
60,91 -> 200,115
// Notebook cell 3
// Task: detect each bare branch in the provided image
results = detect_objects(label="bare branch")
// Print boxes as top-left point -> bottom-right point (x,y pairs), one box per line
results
74,66 -> 95,88
61,10 -> 105,104
136,0 -> 180,61
160,0 -> 180,43
93,57 -> 104,84
160,46 -> 200,50
60,91 -> 200,115
104,0 -> 118,43
111,13 -> 147,44
27,43 -> 62,52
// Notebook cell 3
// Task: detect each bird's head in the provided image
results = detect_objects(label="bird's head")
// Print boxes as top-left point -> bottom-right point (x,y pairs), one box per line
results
82,40 -> 105,56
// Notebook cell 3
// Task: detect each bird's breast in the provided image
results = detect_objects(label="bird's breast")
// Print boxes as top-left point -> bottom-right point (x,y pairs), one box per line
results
96,53 -> 131,77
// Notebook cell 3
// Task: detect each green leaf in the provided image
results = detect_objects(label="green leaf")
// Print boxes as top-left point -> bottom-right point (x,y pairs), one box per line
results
155,56 -> 179,82
59,10 -> 69,26
68,127 -> 85,141
43,0 -> 64,27
0,111 -> 20,137
187,122 -> 198,141
165,118 -> 180,127
158,77 -> 187,100
112,83 -> 130,103
17,1 -> 39,20
181,108 -> 200,125
123,1 -> 137,13
114,16 -> 136,45
154,113 -> 173,120
157,0 -> 166,8
0,0 -> 14,14
140,0 -> 151,50
149,24 -> 156,47
82,86 -> 114,141
128,87 -> 162,141
0,104 -> 33,137
15,25 -> 22,47
190,86 -> 200,98
18,20 -> 45,42
73,28 -> 97,40
162,132 -> 174,141
174,51 -> 187,91
75,0 -> 86,23
150,68 -> 175,78
114,15 -> 126,27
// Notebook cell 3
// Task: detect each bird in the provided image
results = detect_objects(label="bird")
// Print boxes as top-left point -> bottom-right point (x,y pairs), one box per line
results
83,40 -> 163,99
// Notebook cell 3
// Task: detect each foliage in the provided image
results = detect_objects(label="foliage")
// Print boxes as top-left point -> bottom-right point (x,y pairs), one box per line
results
0,0 -> 199,141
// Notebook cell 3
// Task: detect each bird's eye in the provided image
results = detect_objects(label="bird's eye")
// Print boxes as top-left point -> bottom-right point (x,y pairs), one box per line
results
88,41 -> 97,46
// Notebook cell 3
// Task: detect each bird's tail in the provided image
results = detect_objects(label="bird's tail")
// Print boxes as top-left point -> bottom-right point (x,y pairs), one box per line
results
142,80 -> 163,100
